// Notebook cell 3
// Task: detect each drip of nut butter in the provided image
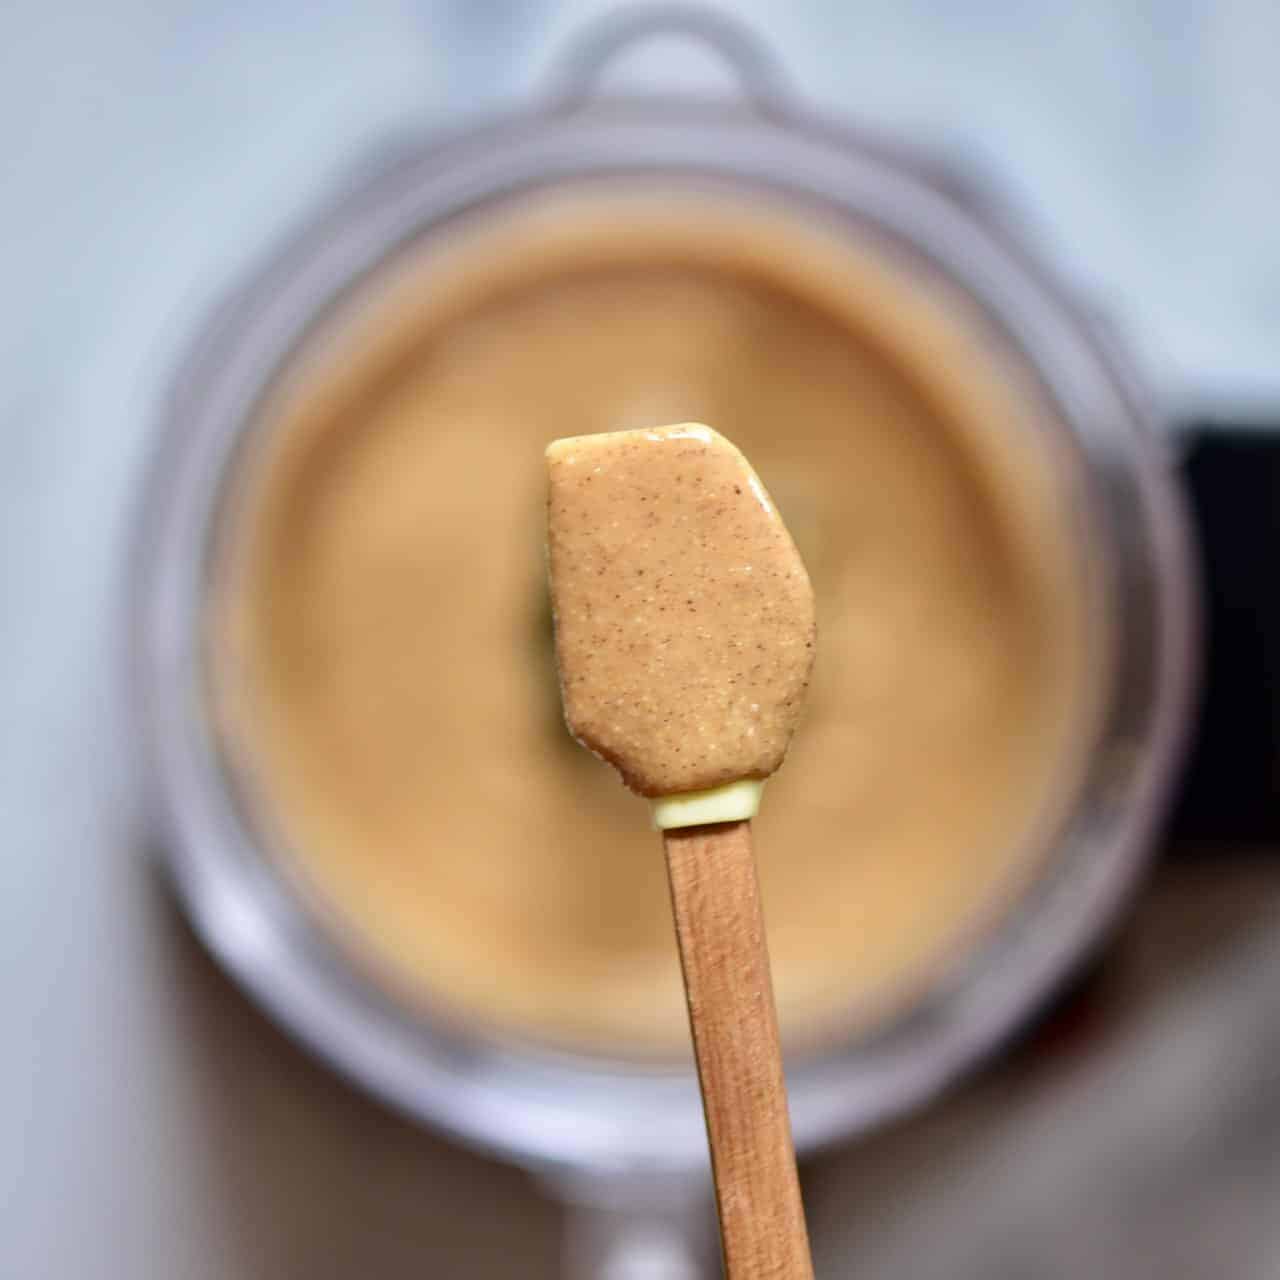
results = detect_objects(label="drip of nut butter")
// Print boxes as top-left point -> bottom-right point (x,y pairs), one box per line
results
545,424 -> 816,826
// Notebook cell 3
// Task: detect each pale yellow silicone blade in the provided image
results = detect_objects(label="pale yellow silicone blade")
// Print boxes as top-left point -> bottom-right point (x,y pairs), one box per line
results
651,780 -> 764,831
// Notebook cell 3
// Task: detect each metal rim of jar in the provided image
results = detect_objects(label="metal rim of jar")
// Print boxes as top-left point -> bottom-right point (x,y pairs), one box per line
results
128,11 -> 1199,1177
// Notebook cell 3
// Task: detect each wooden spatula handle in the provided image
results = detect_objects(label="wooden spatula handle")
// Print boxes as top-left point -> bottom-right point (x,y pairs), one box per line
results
663,820 -> 814,1279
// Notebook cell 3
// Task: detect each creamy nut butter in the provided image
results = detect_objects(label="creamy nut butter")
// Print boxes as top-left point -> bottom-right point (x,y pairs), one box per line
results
211,185 -> 1094,1052
546,425 -> 815,798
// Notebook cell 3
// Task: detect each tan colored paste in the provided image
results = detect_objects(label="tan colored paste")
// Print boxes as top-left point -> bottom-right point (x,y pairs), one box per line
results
211,185 -> 1097,1053
546,425 -> 816,797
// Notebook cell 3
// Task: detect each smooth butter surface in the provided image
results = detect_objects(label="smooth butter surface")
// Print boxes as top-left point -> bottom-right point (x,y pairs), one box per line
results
546,424 -> 816,798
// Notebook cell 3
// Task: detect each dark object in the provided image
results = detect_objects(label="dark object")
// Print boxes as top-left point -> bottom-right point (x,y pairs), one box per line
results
1172,426 -> 1280,842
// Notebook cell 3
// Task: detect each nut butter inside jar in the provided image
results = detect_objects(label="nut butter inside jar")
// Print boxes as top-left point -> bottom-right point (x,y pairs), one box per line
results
209,182 -> 1101,1056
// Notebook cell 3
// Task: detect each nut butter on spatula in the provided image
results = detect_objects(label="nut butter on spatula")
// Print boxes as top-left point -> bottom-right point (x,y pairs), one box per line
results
545,424 -> 816,1279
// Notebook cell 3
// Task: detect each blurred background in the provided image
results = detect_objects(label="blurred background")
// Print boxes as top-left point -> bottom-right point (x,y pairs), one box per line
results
4,1 -> 1280,1276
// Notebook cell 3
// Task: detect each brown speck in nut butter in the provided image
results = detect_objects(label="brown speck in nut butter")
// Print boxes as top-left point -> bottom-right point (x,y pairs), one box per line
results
545,423 -> 816,797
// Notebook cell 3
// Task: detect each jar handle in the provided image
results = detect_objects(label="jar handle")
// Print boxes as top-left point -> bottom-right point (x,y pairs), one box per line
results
548,1167 -> 715,1279
549,4 -> 789,115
